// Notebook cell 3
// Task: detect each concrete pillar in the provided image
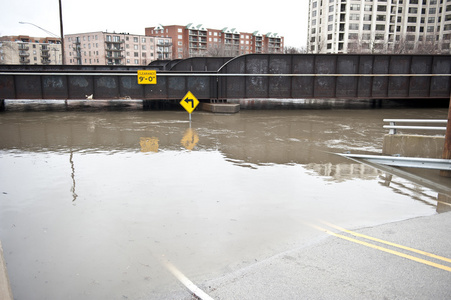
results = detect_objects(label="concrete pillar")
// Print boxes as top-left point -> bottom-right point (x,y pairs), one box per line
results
440,96 -> 451,177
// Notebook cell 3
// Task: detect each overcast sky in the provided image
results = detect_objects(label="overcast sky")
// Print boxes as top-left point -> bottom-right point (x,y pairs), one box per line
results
0,0 -> 309,48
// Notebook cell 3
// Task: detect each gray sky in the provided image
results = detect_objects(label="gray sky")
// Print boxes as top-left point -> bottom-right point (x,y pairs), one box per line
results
0,0 -> 309,48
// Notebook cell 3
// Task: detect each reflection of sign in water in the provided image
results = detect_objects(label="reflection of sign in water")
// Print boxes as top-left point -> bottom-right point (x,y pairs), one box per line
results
181,128 -> 199,150
137,70 -> 157,84
140,137 -> 159,152
180,91 -> 199,114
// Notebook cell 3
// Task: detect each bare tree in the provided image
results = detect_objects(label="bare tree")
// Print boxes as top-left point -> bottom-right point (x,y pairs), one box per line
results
284,46 -> 307,54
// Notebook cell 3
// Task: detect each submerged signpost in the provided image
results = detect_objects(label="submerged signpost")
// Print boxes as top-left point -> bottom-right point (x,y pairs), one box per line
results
180,91 -> 199,122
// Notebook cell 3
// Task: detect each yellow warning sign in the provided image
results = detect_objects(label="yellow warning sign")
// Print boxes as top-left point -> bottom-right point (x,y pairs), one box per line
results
137,70 -> 157,84
180,91 -> 199,114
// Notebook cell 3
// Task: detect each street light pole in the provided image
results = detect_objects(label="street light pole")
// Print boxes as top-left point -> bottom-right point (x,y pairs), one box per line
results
58,0 -> 65,65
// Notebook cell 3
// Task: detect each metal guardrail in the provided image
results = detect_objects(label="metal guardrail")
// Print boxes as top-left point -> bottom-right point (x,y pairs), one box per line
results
383,119 -> 448,135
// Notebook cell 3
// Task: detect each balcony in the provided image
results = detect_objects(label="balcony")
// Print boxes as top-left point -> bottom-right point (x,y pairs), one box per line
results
19,51 -> 30,57
19,58 -> 30,64
106,53 -> 124,59
157,42 -> 172,47
105,39 -> 124,44
41,59 -> 51,65
106,46 -> 123,51
18,44 -> 29,50
41,52 -> 50,58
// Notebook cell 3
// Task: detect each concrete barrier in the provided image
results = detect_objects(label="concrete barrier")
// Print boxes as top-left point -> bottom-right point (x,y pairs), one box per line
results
383,134 -> 445,158
201,103 -> 240,114
0,241 -> 13,300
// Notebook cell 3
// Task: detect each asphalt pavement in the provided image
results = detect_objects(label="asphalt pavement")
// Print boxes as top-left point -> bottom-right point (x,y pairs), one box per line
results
190,211 -> 451,299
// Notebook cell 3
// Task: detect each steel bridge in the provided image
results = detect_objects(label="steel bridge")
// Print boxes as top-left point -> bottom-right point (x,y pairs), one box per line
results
0,54 -> 450,104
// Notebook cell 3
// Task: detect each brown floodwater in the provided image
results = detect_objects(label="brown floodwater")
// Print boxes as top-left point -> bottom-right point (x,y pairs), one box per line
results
0,104 -> 449,299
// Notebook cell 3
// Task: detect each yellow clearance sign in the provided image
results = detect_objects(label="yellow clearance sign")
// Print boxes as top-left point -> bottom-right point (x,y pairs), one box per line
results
137,70 -> 157,84
180,91 -> 199,114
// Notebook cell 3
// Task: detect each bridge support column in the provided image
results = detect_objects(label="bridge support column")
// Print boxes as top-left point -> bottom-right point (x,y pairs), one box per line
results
440,95 -> 451,177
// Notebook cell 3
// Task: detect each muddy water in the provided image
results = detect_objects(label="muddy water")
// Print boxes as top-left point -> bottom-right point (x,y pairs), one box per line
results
0,107 -> 449,299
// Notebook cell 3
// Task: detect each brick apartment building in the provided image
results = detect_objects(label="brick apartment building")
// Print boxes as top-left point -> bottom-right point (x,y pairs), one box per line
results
145,23 -> 284,59
0,35 -> 62,65
64,31 -> 172,65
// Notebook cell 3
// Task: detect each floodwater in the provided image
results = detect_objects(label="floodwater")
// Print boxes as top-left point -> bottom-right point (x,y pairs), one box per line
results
0,103 -> 450,299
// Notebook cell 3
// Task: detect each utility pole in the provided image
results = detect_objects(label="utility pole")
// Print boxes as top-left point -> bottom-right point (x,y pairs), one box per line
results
59,0 -> 65,65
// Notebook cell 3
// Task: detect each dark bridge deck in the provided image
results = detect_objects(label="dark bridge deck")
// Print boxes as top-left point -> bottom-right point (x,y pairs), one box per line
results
0,54 -> 450,102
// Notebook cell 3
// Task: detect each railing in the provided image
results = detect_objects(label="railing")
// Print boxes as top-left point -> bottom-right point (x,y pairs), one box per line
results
383,119 -> 448,135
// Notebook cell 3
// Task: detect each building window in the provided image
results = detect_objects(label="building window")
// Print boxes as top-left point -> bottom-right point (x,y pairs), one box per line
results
377,5 -> 386,11
376,24 -> 385,30
410,0 -> 418,3
363,14 -> 372,21
327,43 -> 332,49
408,17 -> 417,22
364,5 -> 372,11
328,24 -> 334,31
408,7 -> 417,13
427,26 -> 434,32
428,17 -> 435,23
407,26 -> 416,32
350,14 -> 359,20
362,33 -> 371,40
349,23 -> 359,30
363,24 -> 371,30
350,4 -> 360,10
329,5 -> 334,12
376,15 -> 386,21
429,8 -> 436,14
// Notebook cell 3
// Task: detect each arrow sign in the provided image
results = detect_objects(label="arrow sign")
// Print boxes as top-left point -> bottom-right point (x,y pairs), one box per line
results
184,99 -> 194,108
180,91 -> 199,114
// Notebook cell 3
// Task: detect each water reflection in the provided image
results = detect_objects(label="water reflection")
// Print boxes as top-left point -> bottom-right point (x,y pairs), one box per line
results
140,137 -> 159,153
69,151 -> 78,202
180,128 -> 199,150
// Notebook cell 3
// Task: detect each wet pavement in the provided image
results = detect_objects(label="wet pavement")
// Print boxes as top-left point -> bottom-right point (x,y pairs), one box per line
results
0,105 -> 450,299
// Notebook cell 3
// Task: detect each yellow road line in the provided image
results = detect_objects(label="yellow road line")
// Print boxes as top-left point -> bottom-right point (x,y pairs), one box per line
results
308,223 -> 451,273
320,220 -> 451,264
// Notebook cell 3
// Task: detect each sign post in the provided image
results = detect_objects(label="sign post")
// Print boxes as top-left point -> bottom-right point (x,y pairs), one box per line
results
180,91 -> 199,122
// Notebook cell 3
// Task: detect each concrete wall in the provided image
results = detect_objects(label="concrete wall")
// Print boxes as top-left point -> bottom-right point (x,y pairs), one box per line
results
0,241 -> 13,300
383,134 -> 445,158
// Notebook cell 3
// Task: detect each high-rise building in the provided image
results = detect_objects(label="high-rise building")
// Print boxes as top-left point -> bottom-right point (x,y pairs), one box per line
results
64,31 -> 172,65
145,24 -> 284,59
307,0 -> 451,54
0,35 -> 62,65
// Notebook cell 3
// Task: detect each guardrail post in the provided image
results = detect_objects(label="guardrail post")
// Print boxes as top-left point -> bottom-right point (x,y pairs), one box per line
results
389,121 -> 396,134
440,95 -> 451,177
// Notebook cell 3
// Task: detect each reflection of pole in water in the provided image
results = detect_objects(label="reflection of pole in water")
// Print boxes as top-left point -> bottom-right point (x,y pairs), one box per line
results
70,151 -> 78,202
